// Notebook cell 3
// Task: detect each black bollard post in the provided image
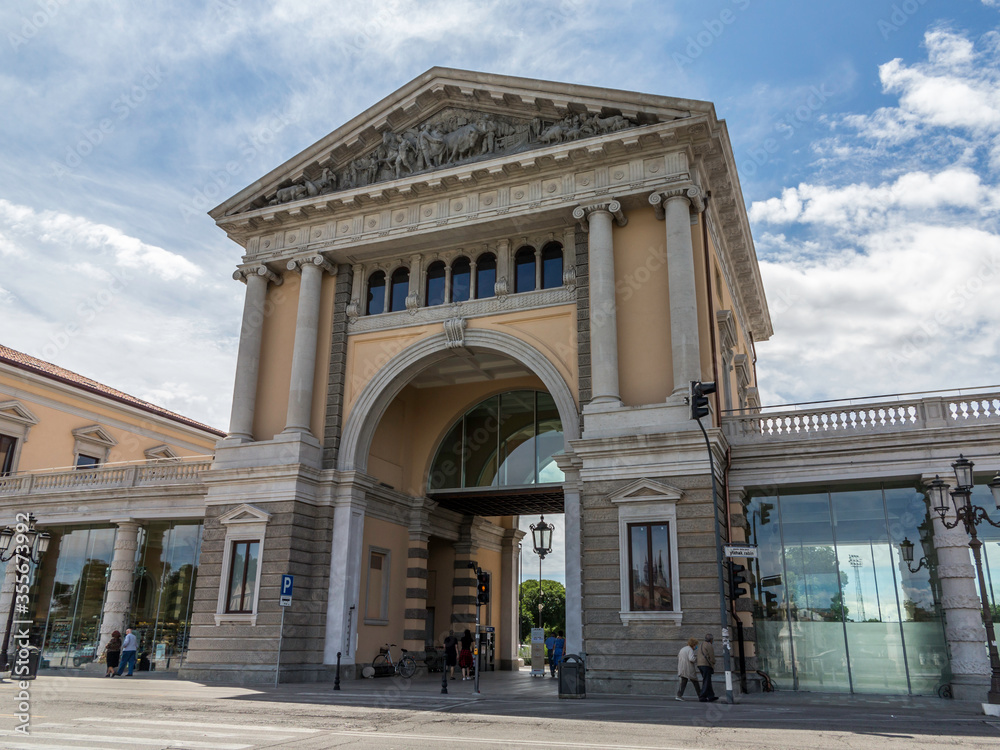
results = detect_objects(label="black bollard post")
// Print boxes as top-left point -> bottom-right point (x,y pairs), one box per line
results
441,665 -> 448,694
334,651 -> 341,691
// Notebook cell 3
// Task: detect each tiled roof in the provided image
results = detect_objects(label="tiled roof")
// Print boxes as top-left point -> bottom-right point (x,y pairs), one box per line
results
0,344 -> 226,437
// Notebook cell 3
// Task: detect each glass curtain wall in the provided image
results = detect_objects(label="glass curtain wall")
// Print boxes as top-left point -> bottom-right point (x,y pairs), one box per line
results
745,484 -> 949,695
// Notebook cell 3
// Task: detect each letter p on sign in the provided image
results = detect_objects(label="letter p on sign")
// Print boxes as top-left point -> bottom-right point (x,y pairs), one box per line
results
281,574 -> 293,597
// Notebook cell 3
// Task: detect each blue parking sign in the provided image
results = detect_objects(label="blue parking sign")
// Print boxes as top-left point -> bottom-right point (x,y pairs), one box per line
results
281,574 -> 293,597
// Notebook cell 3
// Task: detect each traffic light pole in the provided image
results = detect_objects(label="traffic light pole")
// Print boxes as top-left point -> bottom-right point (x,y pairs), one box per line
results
693,388 -> 735,705
474,602 -> 481,695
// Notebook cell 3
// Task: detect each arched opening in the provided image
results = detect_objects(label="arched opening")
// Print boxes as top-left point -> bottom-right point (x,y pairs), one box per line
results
451,256 -> 471,302
388,267 -> 409,312
541,241 -> 563,290
475,253 -> 496,299
514,246 -> 536,293
366,271 -> 386,315
426,261 -> 446,307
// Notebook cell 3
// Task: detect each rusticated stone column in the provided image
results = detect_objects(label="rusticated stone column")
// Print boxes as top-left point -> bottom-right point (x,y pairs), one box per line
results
283,256 -> 335,436
573,201 -> 627,408
97,520 -> 140,654
228,265 -> 282,442
925,476 -> 990,700
650,186 -> 705,395
403,532 -> 430,660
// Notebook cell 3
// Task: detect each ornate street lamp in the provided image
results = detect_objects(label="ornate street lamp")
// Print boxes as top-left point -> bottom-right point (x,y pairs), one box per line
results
898,536 -> 930,573
0,514 -> 50,673
930,455 -> 1000,706
530,515 -> 553,628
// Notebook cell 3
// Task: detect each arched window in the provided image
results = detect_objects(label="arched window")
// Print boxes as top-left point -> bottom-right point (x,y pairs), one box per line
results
427,390 -> 565,491
426,261 -> 446,307
514,246 -> 536,293
366,271 -> 386,315
389,267 -> 409,312
451,257 -> 471,302
475,253 -> 496,299
541,242 -> 563,289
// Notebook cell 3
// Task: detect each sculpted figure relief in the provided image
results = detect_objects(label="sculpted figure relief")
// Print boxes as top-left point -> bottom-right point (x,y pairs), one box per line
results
257,107 -> 639,208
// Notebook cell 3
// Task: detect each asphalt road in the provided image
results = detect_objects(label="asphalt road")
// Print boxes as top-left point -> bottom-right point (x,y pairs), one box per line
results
1,669 -> 998,750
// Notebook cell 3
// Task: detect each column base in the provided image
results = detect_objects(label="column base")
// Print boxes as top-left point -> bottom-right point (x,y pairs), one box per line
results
950,673 -> 990,701
213,432 -> 322,470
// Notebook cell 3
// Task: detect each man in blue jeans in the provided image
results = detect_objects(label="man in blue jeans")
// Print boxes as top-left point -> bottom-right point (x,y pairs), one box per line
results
115,628 -> 138,676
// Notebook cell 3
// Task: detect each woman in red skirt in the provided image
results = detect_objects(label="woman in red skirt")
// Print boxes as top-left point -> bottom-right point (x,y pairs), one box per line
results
459,628 -> 474,680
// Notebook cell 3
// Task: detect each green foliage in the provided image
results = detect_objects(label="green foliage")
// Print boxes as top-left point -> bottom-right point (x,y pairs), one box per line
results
518,579 -> 565,642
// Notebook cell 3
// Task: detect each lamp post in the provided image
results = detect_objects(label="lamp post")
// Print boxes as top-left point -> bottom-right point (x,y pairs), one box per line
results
530,515 -> 553,629
0,514 -> 50,672
898,536 -> 931,573
926,455 -> 1000,706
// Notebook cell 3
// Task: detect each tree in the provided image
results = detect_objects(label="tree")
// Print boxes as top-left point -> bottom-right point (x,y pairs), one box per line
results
518,579 -> 565,642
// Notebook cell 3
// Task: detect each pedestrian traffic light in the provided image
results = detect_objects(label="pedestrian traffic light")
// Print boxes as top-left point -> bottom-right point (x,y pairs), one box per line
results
763,590 -> 777,615
689,380 -> 716,420
759,501 -> 774,526
476,570 -> 490,605
728,561 -> 750,601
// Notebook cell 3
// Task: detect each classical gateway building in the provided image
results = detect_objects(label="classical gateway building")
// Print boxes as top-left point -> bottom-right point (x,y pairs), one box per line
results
2,69 -> 999,699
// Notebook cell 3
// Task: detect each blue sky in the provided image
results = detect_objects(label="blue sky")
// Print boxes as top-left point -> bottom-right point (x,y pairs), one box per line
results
2,0 -> 999,453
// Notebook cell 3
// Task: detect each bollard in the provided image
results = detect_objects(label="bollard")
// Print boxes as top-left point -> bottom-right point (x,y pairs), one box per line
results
334,651 -> 341,690
441,665 -> 448,694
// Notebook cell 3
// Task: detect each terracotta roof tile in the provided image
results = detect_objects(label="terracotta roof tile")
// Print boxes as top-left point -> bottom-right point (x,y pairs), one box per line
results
0,344 -> 226,437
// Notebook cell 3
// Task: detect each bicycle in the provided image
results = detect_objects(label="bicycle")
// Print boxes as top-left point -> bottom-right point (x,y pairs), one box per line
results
372,643 -> 416,678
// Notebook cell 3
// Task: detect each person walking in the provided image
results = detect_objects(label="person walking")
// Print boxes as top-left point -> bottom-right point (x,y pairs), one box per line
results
115,627 -> 138,677
104,630 -> 122,677
550,631 -> 566,677
443,630 -> 459,680
696,633 -> 718,701
459,629 -> 474,680
675,637 -> 700,700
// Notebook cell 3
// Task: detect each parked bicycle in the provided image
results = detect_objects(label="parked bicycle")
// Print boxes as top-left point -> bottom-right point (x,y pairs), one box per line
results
372,643 -> 416,678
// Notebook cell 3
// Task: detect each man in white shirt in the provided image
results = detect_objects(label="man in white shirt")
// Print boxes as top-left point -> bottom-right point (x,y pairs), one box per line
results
115,628 -> 138,677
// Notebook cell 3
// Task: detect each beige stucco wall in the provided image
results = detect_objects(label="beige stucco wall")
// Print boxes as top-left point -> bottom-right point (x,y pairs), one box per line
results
0,369 -> 218,472
613,207 -> 673,405
310,272 -> 337,441
252,275 -> 298,442
356,515 -> 410,663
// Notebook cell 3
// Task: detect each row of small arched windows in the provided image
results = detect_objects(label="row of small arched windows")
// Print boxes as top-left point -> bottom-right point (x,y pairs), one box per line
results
365,243 -> 564,316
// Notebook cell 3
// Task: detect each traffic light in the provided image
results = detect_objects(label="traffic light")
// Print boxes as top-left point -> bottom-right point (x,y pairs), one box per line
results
476,570 -> 490,605
763,590 -> 777,615
759,501 -> 774,526
689,380 -> 716,420
728,561 -> 750,601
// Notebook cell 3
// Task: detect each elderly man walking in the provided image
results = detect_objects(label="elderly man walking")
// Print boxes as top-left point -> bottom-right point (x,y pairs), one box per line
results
696,633 -> 718,702
115,627 -> 138,677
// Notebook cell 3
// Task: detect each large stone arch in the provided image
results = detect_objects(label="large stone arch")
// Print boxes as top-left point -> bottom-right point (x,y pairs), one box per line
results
338,328 -> 580,473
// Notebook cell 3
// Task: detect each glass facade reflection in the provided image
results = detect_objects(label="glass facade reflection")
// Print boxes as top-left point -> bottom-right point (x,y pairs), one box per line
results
745,484 -> 949,695
25,521 -> 202,672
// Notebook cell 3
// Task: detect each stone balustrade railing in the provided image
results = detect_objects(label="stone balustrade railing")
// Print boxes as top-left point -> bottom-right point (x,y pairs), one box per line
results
722,392 -> 1000,444
0,458 -> 213,496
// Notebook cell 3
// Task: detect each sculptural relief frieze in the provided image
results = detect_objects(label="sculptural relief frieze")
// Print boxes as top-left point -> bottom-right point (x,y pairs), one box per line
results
248,106 -> 645,213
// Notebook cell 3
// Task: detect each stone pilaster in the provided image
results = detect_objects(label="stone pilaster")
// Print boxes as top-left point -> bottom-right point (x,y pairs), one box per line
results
452,534 -> 480,631
403,533 -> 430,659
573,201 -> 627,408
499,527 -> 525,670
283,256 -> 335,436
97,520 -> 140,653
227,266 -> 282,442
651,187 -> 704,395
925,476 -> 990,700
323,483 -> 367,667
557,452 -> 584,657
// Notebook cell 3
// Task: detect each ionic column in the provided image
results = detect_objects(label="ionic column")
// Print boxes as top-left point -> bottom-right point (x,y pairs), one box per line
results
651,187 -> 705,395
925,475 -> 990,700
403,530 -> 430,659
97,520 -> 140,654
573,201 -> 627,407
499,527 -> 525,670
227,265 -> 282,442
283,256 -> 335,435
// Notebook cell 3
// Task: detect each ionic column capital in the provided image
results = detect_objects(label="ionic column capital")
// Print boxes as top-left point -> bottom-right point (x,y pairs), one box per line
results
649,185 -> 705,219
286,255 -> 337,275
572,200 -> 627,229
233,264 -> 283,285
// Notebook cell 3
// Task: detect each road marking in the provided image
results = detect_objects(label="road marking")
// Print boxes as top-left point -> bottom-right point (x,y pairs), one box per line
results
0,730 -> 250,749
77,717 -> 319,733
314,729 -> 698,749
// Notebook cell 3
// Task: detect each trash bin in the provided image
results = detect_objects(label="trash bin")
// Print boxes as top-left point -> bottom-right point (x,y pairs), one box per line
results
12,647 -> 42,680
558,653 -> 585,699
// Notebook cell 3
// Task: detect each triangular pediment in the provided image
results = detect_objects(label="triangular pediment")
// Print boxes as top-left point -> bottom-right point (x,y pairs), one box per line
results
71,424 -> 117,447
0,400 -> 39,427
144,444 -> 178,461
608,478 -> 684,504
218,503 -> 271,525
214,67 -> 709,218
